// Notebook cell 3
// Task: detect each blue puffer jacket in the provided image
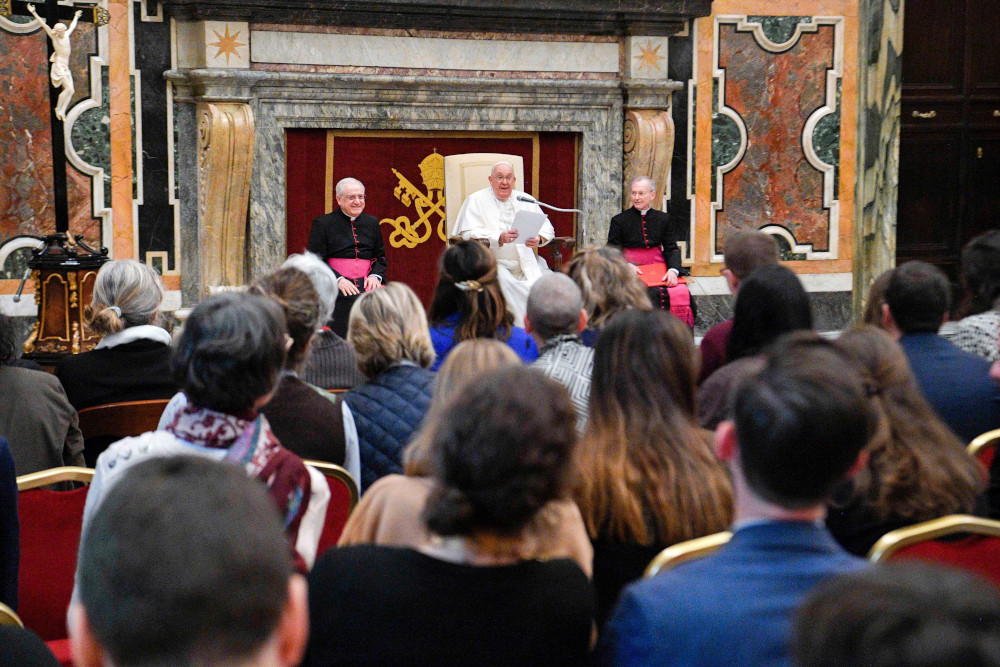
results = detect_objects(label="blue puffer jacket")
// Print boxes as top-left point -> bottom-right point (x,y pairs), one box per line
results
344,363 -> 434,491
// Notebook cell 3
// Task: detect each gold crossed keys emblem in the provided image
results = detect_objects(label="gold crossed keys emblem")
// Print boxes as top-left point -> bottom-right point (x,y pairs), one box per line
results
380,151 -> 447,249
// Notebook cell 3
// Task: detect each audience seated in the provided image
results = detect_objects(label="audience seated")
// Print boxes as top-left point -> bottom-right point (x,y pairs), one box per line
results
339,339 -> 593,576
565,246 -> 652,347
55,259 -> 177,464
826,326 -> 982,555
883,261 -> 1000,448
305,367 -> 594,666
427,240 -> 538,370
794,562 -> 1000,667
284,252 -> 366,390
697,230 -> 779,383
0,313 -> 84,475
574,309 -> 732,626
950,230 -> 1000,363
0,436 -> 16,611
250,267 -> 351,475
525,273 -> 594,433
89,292 -> 329,569
599,332 -> 874,666
343,283 -> 435,492
698,264 -> 812,429
70,457 -> 308,667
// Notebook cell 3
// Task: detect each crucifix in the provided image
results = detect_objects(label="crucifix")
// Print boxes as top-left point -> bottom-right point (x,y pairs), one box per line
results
2,0 -> 111,361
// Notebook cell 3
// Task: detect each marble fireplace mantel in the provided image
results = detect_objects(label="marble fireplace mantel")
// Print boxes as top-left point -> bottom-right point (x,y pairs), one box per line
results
156,1 -> 714,36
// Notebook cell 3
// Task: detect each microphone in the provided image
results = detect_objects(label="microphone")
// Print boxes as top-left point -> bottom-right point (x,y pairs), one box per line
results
516,195 -> 583,214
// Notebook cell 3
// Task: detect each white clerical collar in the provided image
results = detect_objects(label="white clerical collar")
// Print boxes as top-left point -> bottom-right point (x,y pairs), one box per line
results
339,209 -> 358,221
637,206 -> 651,215
95,324 -> 172,350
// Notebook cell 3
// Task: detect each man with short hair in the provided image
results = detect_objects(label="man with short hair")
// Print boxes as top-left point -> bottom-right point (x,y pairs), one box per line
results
599,333 -> 873,666
307,177 -> 387,337
453,162 -> 555,326
698,230 -> 780,383
69,456 -> 308,667
525,273 -> 593,433
882,260 -> 1000,444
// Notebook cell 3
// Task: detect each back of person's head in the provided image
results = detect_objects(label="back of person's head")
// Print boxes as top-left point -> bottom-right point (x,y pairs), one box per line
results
577,309 -> 732,544
249,267 -> 321,369
281,252 -> 338,326
172,292 -> 287,415
0,312 -> 17,365
86,259 -> 164,337
348,282 -> 434,378
429,240 -> 512,338
834,325 -> 980,520
403,339 -> 522,477
795,562 -> 1000,667
885,260 -> 952,333
730,332 -> 875,509
861,268 -> 896,328
526,273 -> 584,340
422,366 -> 576,537
72,456 -> 305,667
565,246 -> 651,329
723,230 -> 779,281
727,264 -> 812,360
960,230 -> 1000,316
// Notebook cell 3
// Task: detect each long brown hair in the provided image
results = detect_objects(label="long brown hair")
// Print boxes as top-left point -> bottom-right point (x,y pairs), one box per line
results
835,326 -> 982,521
573,310 -> 733,545
428,241 -> 513,343
565,246 -> 651,330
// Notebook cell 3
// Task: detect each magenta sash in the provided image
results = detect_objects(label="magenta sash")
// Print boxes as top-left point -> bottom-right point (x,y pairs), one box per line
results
327,258 -> 373,280
667,284 -> 694,326
622,247 -> 662,265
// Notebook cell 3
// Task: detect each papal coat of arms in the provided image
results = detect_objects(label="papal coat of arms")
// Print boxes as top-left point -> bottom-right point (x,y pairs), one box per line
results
380,151 -> 447,248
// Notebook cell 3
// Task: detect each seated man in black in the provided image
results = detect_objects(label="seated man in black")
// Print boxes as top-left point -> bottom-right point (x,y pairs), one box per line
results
307,177 -> 387,337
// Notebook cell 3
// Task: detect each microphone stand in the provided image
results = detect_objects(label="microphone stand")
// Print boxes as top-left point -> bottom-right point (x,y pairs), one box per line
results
516,195 -> 583,214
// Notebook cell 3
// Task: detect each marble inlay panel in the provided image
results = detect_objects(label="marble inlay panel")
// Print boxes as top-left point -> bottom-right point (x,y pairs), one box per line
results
714,17 -> 841,258
250,30 -> 620,73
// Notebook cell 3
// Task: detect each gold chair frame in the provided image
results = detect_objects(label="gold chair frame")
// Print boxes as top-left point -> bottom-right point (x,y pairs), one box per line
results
868,514 -> 1000,563
969,428 -> 1000,460
644,531 -> 733,578
17,466 -> 94,491
303,460 -> 359,510
0,602 -> 23,627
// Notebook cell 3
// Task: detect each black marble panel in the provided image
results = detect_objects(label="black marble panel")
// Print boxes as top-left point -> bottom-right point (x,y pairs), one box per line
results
692,291 -> 853,335
134,5 -> 176,271
156,0 -> 713,36
668,25 -> 693,259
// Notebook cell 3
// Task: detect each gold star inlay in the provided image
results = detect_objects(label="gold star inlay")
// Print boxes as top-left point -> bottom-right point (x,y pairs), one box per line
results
634,40 -> 665,72
208,25 -> 246,65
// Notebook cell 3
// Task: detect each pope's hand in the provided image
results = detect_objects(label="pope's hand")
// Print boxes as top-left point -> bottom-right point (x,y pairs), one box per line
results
525,236 -> 540,248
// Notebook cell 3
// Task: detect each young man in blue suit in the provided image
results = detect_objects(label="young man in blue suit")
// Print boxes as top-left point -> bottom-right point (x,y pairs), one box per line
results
598,333 -> 874,666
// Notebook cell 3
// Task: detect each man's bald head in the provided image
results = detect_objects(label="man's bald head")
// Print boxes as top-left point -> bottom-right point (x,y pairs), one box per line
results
526,273 -> 585,341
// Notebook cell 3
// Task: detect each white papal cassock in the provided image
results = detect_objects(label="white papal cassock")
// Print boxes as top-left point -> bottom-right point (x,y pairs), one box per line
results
453,187 -> 555,326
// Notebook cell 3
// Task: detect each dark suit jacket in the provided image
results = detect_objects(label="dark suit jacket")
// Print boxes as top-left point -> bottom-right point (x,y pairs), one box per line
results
0,437 -> 17,611
598,521 -> 866,666
608,206 -> 681,273
55,339 -> 177,412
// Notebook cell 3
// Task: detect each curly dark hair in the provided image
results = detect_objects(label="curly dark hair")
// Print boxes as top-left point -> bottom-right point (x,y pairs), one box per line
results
422,366 -> 577,537
960,230 -> 1000,316
171,293 -> 287,415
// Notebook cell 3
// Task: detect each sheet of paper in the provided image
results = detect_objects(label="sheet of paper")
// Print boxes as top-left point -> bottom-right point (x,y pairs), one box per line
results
509,210 -> 547,244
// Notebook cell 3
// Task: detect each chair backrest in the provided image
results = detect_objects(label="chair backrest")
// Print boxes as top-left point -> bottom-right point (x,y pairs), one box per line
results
868,514 -> 1000,589
304,460 -> 359,557
644,531 -> 732,578
969,428 -> 1000,473
77,399 -> 170,441
16,467 -> 94,641
0,601 -> 23,627
443,153 -> 525,237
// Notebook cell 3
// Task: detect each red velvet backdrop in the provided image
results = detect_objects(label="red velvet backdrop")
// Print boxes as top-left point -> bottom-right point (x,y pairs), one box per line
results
286,131 -> 577,306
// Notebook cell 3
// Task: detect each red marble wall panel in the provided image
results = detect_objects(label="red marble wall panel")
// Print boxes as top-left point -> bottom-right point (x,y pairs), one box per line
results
0,23 -> 99,247
716,23 -> 834,252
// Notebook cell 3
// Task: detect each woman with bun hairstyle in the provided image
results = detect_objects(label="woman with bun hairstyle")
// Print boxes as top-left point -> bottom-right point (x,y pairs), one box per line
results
306,366 -> 594,666
427,240 -> 538,371
56,259 -> 177,465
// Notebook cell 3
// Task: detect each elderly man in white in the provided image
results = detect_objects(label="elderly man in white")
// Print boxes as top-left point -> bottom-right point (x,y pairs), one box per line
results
453,162 -> 555,325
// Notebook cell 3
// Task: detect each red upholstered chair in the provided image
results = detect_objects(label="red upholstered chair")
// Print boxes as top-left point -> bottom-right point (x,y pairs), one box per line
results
644,531 -> 733,578
868,514 -> 1000,589
969,428 -> 1000,477
16,466 -> 94,642
304,460 -> 358,557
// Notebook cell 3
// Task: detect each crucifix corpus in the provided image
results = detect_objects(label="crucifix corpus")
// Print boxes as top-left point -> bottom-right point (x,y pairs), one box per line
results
2,0 -> 111,361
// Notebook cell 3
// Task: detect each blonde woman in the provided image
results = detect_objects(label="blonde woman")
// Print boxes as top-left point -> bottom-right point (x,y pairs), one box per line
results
565,246 -> 652,346
56,259 -> 176,465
